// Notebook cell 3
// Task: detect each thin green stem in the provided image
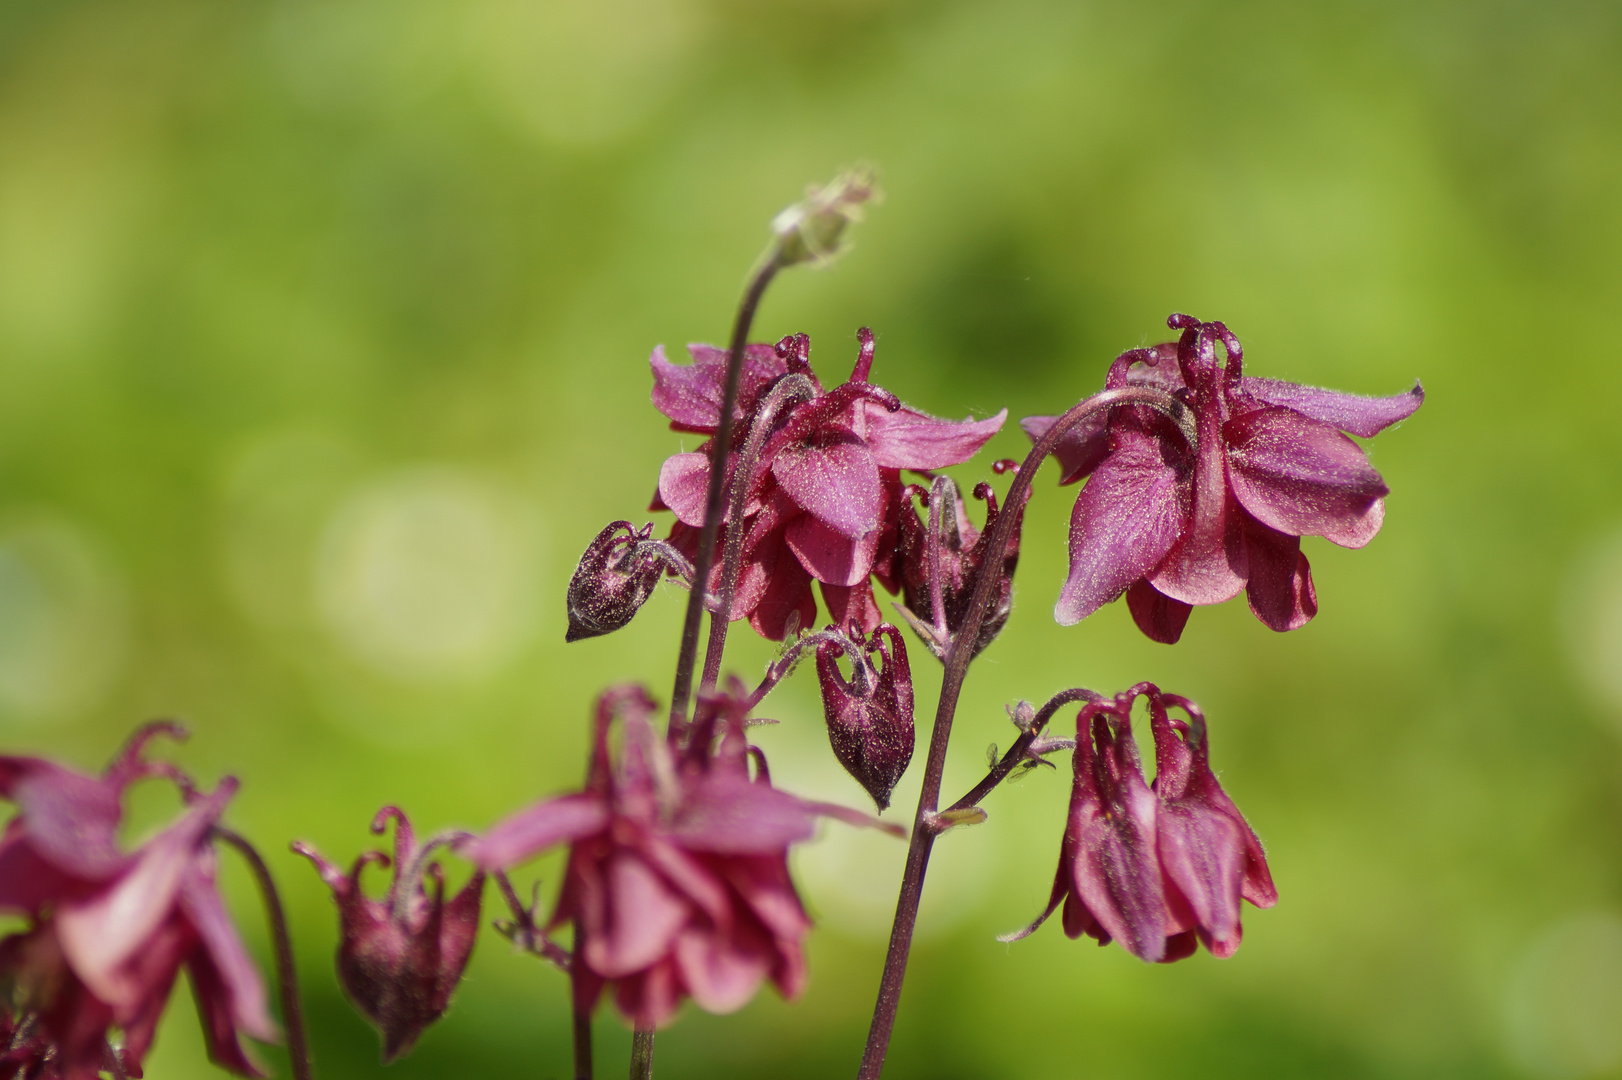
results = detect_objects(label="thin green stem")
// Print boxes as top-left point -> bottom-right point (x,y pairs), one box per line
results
629,1026 -> 656,1080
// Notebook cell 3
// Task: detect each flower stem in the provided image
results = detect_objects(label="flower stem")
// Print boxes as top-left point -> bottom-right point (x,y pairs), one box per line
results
214,828 -> 314,1080
944,687 -> 1100,812
629,1026 -> 656,1080
668,256 -> 781,732
699,373 -> 818,694
573,1009 -> 593,1080
855,385 -> 1187,1079
105,1036 -> 129,1080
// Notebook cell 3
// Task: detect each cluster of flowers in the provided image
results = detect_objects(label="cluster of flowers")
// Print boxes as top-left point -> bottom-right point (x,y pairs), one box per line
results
0,172 -> 1422,1077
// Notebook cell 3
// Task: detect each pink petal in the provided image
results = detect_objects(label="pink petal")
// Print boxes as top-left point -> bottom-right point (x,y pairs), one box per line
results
1125,580 -> 1193,644
180,864 -> 277,1043
716,857 -> 810,943
1156,805 -> 1246,951
1238,377 -> 1424,438
820,582 -> 882,634
672,924 -> 771,1014
657,452 -> 714,528
633,836 -> 731,926
613,956 -> 682,1029
57,780 -> 235,1005
863,405 -> 1006,470
5,759 -> 129,882
186,947 -> 268,1078
1022,413 -> 1111,485
668,776 -> 817,855
771,425 -> 881,539
1056,430 -> 1189,626
650,343 -> 787,432
470,793 -> 609,870
1224,407 -> 1389,548
785,513 -> 878,587
585,852 -> 687,978
1242,518 -> 1318,632
0,826 -> 96,911
1149,395 -> 1246,605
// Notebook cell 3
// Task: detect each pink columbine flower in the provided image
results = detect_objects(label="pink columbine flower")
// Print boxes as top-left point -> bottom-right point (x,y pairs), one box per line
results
294,808 -> 484,1063
1022,314 -> 1422,643
652,330 -> 1005,639
815,623 -> 915,810
1004,685 -> 1274,964
468,684 -> 897,1028
0,730 -> 276,1079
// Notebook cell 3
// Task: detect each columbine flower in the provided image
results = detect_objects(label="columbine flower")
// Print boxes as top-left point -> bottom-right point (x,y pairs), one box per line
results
0,760 -> 276,1079
1022,315 -> 1422,643
652,330 -> 1005,639
469,684 -> 897,1028
815,624 -> 915,810
565,521 -> 690,643
1003,685 -> 1273,963
894,477 -> 1021,660
294,807 -> 483,1062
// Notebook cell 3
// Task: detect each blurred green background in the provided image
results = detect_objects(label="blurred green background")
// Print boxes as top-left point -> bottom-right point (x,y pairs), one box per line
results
2,0 -> 1621,1077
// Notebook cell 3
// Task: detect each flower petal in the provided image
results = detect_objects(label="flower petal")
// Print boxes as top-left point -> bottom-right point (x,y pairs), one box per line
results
1055,430 -> 1189,626
470,793 -> 610,870
650,343 -> 786,432
180,862 -> 278,1044
1238,377 -> 1424,438
820,582 -> 883,634
1224,407 -> 1389,548
1242,518 -> 1318,632
1022,413 -> 1111,486
585,852 -> 687,978
772,425 -> 882,538
785,513 -> 878,588
1156,804 -> 1246,952
3,759 -> 129,882
657,452 -> 714,528
1125,580 -> 1193,644
1149,393 -> 1247,605
667,776 -> 817,855
863,406 -> 1006,471
672,924 -> 771,1015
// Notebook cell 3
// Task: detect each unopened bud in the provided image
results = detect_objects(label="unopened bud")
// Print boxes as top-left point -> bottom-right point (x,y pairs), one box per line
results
565,521 -> 666,643
898,479 -> 1022,661
771,167 -> 880,269
814,624 -> 914,810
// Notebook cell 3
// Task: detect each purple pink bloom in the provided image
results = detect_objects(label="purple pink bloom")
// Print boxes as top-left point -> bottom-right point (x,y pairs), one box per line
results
0,725 -> 275,1079
1022,315 -> 1422,643
469,684 -> 896,1028
652,330 -> 1005,639
1005,685 -> 1275,963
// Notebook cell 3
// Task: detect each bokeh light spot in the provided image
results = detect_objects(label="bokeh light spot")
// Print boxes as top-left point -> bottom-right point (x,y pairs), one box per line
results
315,467 -> 542,682
1503,912 -> 1622,1078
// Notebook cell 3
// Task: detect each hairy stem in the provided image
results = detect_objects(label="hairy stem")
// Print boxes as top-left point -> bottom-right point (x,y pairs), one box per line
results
699,373 -> 817,694
629,1026 -> 656,1080
944,688 -> 1100,812
493,870 -> 571,972
668,257 -> 781,731
855,385 -> 1188,1079
214,828 -> 314,1080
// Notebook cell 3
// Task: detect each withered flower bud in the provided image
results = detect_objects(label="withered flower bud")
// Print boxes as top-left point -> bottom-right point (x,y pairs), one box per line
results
294,808 -> 484,1063
897,478 -> 1022,661
770,167 -> 880,268
565,521 -> 672,643
815,624 -> 914,810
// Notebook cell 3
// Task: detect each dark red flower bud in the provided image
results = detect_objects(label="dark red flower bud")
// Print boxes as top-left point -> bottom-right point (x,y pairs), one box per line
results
897,478 -> 1022,661
294,807 -> 484,1063
815,624 -> 914,810
565,521 -> 674,643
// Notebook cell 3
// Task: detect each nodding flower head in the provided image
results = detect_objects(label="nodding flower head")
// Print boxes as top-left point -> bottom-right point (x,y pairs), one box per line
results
815,624 -> 915,810
1003,684 -> 1274,964
896,476 -> 1022,662
294,808 -> 484,1063
1022,315 -> 1422,643
566,521 -> 688,643
467,683 -> 898,1029
0,724 -> 275,1080
652,330 -> 1005,641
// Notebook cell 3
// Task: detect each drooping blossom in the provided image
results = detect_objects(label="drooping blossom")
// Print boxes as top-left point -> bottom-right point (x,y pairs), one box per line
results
815,623 -> 915,810
468,684 -> 899,1028
652,330 -> 1005,640
1022,315 -> 1422,643
1003,685 -> 1274,963
294,808 -> 484,1062
894,476 -> 1022,660
0,728 -> 276,1079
